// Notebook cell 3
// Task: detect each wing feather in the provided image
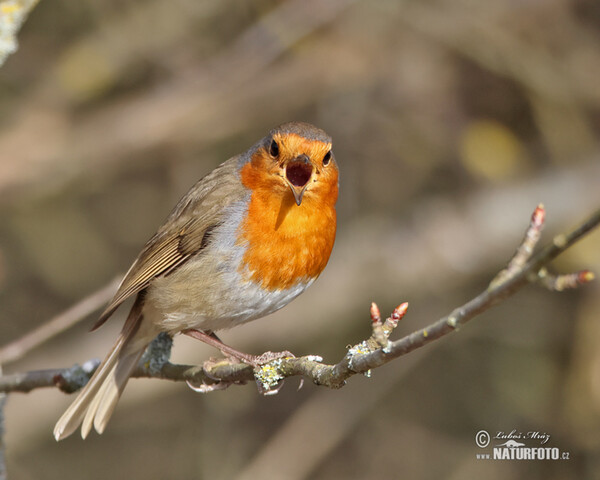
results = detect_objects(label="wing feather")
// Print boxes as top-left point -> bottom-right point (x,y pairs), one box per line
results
92,155 -> 247,330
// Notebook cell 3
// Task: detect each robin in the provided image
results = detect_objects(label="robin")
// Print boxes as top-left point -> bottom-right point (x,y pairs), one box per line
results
54,122 -> 339,440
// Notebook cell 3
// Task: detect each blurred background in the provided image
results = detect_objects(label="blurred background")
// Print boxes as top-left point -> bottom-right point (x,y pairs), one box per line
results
1,0 -> 600,478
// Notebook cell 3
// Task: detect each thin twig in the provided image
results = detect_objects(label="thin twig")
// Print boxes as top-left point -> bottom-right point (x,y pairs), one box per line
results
491,203 -> 545,287
0,276 -> 121,365
536,268 -> 595,291
331,206 -> 599,379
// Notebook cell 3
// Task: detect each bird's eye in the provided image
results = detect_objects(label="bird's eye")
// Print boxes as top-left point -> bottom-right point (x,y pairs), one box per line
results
323,150 -> 331,166
269,140 -> 279,157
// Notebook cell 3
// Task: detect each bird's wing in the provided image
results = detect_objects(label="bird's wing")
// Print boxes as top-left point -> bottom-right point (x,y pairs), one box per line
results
92,155 -> 247,330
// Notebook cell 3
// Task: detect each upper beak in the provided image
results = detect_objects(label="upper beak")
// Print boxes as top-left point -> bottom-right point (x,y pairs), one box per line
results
284,154 -> 314,206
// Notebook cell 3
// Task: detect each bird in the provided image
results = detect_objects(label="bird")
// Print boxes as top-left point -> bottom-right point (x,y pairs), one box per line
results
53,121 -> 339,440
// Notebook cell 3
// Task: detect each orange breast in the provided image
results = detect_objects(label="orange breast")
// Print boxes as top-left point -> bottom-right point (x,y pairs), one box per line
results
238,161 -> 337,291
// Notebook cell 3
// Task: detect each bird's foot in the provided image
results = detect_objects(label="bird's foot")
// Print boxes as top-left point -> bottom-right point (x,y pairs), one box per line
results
184,329 -> 294,367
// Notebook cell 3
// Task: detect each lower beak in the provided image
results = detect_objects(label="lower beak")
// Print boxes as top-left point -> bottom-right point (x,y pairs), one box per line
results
288,183 -> 309,206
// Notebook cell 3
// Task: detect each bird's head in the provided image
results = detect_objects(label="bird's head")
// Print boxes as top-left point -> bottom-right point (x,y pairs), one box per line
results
243,122 -> 338,208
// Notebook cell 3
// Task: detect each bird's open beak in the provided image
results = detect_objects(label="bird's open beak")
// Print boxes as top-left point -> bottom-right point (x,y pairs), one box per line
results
284,154 -> 314,206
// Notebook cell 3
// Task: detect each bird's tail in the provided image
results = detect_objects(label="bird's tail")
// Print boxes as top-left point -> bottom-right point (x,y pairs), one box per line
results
54,295 -> 151,441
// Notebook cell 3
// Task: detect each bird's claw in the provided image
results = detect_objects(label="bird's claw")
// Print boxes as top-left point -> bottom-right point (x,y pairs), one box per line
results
186,379 -> 231,393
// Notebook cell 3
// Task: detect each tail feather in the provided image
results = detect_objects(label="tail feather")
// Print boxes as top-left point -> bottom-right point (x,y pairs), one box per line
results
93,348 -> 145,435
53,336 -> 129,440
54,295 -> 148,441
80,364 -> 117,439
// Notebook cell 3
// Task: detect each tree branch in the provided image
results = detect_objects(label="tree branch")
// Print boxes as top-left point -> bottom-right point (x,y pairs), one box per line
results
0,205 -> 597,396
